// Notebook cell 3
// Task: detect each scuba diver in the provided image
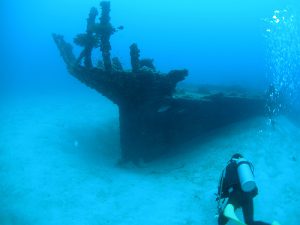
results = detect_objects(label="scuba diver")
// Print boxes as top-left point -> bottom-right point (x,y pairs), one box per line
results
216,153 -> 279,225
266,84 -> 280,127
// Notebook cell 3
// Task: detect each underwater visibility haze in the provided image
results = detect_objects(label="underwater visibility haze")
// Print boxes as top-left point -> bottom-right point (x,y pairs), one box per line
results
2,0 -> 299,91
1,0 -> 300,224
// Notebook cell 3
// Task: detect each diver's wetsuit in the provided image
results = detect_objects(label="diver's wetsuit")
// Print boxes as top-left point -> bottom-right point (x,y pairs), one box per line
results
218,159 -> 271,225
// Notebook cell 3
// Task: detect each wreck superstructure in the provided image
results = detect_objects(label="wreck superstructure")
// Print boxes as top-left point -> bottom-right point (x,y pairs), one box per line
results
53,1 -> 265,163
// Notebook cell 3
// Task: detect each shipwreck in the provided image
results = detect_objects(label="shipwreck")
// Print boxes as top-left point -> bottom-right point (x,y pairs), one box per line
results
53,1 -> 265,164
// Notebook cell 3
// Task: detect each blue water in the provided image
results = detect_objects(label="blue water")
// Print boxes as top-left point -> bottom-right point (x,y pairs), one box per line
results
1,0 -> 300,224
2,0 -> 299,91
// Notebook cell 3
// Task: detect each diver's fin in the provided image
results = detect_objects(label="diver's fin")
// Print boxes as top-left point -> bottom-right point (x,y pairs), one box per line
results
223,204 -> 247,225
272,221 -> 280,225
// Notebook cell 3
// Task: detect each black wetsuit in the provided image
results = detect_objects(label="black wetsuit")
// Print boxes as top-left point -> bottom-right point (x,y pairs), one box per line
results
218,160 -> 271,225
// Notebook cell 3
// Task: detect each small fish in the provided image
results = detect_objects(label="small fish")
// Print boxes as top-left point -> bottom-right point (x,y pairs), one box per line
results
117,25 -> 124,30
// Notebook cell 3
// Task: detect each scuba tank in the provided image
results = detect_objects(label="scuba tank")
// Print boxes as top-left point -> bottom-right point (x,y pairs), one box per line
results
236,158 -> 256,192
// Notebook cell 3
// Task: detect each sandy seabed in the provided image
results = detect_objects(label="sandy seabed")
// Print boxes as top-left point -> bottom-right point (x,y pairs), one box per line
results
1,90 -> 299,225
